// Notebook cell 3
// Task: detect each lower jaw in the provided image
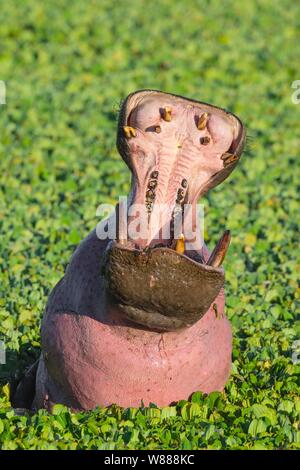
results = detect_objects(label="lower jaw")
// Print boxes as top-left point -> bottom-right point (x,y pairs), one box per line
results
114,303 -> 189,331
104,239 -> 225,331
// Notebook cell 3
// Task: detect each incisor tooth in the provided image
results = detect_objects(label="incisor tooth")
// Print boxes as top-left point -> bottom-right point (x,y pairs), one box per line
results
207,230 -> 231,267
197,112 -> 208,130
175,234 -> 185,254
123,126 -> 136,138
162,106 -> 172,122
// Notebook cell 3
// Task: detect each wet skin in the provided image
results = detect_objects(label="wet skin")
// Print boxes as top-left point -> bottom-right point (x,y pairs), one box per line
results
13,90 -> 245,410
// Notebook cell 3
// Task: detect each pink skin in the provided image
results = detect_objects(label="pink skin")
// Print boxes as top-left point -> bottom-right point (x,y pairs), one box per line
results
34,289 -> 230,410
32,232 -> 231,411
30,91 -> 245,411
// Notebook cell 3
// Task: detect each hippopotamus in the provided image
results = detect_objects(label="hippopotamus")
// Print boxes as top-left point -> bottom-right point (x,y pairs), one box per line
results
13,89 -> 245,411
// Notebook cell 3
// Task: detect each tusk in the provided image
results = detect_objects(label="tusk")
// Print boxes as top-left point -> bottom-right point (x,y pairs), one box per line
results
175,234 -> 185,254
116,201 -> 127,244
207,230 -> 231,267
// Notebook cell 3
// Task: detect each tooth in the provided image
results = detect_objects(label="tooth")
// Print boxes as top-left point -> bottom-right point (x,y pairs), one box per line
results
221,152 -> 239,166
162,106 -> 172,122
200,136 -> 210,145
148,179 -> 158,189
155,125 -> 161,133
207,230 -> 231,267
123,126 -> 136,138
116,201 -> 127,244
176,188 -> 185,203
146,202 -> 153,213
175,234 -> 185,254
197,112 -> 208,130
220,152 -> 232,160
181,179 -> 188,188
151,170 -> 159,179
146,189 -> 156,201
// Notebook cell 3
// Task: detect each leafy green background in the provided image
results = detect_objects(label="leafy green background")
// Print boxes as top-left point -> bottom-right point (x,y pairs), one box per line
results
0,0 -> 299,450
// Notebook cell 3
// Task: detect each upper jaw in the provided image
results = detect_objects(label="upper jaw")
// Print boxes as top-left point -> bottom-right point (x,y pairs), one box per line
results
116,89 -> 246,250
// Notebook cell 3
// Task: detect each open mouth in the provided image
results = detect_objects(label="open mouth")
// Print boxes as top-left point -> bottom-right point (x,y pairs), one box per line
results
104,90 -> 246,331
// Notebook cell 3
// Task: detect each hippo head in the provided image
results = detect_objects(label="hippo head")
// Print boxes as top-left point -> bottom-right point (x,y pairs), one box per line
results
104,90 -> 246,331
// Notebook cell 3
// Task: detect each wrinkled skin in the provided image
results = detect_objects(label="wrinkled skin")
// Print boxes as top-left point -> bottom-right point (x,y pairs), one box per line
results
13,90 -> 245,410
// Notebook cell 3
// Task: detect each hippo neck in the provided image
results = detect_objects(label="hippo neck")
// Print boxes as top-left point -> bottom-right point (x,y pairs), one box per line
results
105,293 -> 225,349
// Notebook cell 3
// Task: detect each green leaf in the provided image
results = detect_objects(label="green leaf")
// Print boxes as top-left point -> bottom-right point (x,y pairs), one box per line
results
251,404 -> 277,425
161,407 -> 177,419
52,404 -> 67,415
191,391 -> 203,404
